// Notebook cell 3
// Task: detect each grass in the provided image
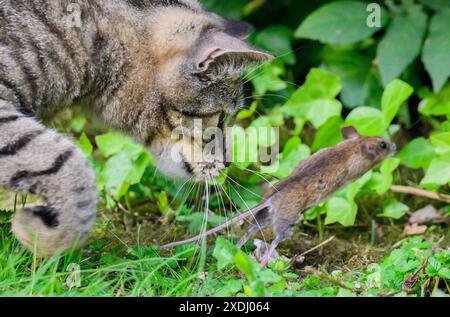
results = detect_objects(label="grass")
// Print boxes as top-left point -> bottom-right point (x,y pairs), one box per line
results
1,190 -> 449,297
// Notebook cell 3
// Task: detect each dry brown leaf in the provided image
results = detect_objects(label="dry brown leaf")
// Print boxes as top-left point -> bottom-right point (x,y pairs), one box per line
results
404,223 -> 427,236
409,205 -> 443,224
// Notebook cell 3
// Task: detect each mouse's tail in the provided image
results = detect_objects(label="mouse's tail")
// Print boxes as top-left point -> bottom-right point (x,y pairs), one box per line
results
159,201 -> 270,250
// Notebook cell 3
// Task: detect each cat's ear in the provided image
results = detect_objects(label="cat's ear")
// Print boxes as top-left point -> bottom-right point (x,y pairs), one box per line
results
211,13 -> 253,39
341,126 -> 361,140
194,29 -> 275,72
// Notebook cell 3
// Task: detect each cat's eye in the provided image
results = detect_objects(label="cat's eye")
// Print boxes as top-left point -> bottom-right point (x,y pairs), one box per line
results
379,141 -> 388,150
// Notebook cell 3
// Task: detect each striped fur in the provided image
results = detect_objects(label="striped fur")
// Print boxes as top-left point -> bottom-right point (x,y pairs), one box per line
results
0,0 -> 272,255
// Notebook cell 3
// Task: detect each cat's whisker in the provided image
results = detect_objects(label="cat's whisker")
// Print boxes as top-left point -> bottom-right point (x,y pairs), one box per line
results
224,177 -> 268,247
225,175 -> 264,200
243,43 -> 309,84
243,168 -> 282,196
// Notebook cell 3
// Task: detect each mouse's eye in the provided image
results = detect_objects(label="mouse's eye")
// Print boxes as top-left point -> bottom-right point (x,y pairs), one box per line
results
379,141 -> 388,150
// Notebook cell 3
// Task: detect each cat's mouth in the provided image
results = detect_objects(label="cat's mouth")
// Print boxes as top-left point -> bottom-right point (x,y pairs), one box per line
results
187,158 -> 226,181
149,137 -> 228,181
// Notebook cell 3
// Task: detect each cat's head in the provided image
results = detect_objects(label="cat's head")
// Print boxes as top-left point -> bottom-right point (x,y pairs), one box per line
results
123,1 -> 274,181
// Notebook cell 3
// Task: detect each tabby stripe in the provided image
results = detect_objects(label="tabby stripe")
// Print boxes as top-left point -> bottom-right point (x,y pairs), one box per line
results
0,131 -> 42,156
80,213 -> 96,226
28,206 -> 59,228
76,200 -> 92,209
4,33 -> 39,111
160,104 -> 175,131
0,78 -> 29,108
10,149 -> 73,188
169,104 -> 223,118
25,3 -> 76,87
127,0 -> 190,10
28,3 -> 77,60
0,115 -> 20,125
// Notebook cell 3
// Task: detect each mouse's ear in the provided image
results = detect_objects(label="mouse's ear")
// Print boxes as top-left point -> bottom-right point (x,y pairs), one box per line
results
341,126 -> 361,140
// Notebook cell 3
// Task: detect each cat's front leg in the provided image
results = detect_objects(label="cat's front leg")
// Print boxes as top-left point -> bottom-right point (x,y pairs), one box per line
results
0,103 -> 97,255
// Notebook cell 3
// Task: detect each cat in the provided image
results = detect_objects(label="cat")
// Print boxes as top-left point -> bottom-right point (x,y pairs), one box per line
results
0,0 -> 273,255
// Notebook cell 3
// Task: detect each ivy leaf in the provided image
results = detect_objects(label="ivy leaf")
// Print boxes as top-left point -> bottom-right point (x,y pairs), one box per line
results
312,116 -> 344,152
201,0 -> 247,19
421,155 -> 450,187
325,197 -> 357,227
381,80 -> 414,124
323,48 -> 384,109
251,61 -> 287,95
378,199 -> 409,219
377,4 -> 427,85
422,10 -> 450,92
345,107 -> 386,136
254,25 -> 296,65
430,132 -> 450,155
284,68 -> 342,128
261,143 -> 310,179
77,133 -> 93,156
213,238 -> 238,270
299,99 -> 343,129
366,158 -> 399,195
95,132 -> 127,158
419,84 -> 450,118
295,1 -> 387,45
397,138 -> 436,170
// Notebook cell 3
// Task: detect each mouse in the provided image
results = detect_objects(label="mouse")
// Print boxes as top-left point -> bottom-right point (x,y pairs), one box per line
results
160,126 -> 397,266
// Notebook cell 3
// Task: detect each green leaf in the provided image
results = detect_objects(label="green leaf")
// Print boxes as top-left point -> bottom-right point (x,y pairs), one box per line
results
422,11 -> 450,92
295,1 -> 387,45
250,116 -> 277,147
421,155 -> 450,187
71,115 -> 87,133
337,288 -> 357,297
261,144 -> 310,179
397,138 -> 436,170
300,99 -> 343,129
237,102 -> 258,120
381,80 -> 414,124
419,0 -> 450,11
77,133 -> 93,156
345,107 -> 386,136
254,26 -> 296,65
378,199 -> 409,219
419,84 -> 450,118
325,197 -> 357,227
285,69 -> 342,109
234,251 -> 257,282
231,126 -> 252,170
250,61 -> 287,95
323,48 -> 384,109
430,132 -> 450,155
95,132 -> 127,158
201,0 -> 247,19
312,116 -> 344,152
284,68 -> 342,127
213,238 -> 238,270
366,158 -> 399,195
377,4 -> 427,85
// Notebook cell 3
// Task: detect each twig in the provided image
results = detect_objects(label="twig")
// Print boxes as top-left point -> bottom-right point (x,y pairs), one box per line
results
391,185 -> 450,204
291,236 -> 335,264
303,266 -> 362,294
